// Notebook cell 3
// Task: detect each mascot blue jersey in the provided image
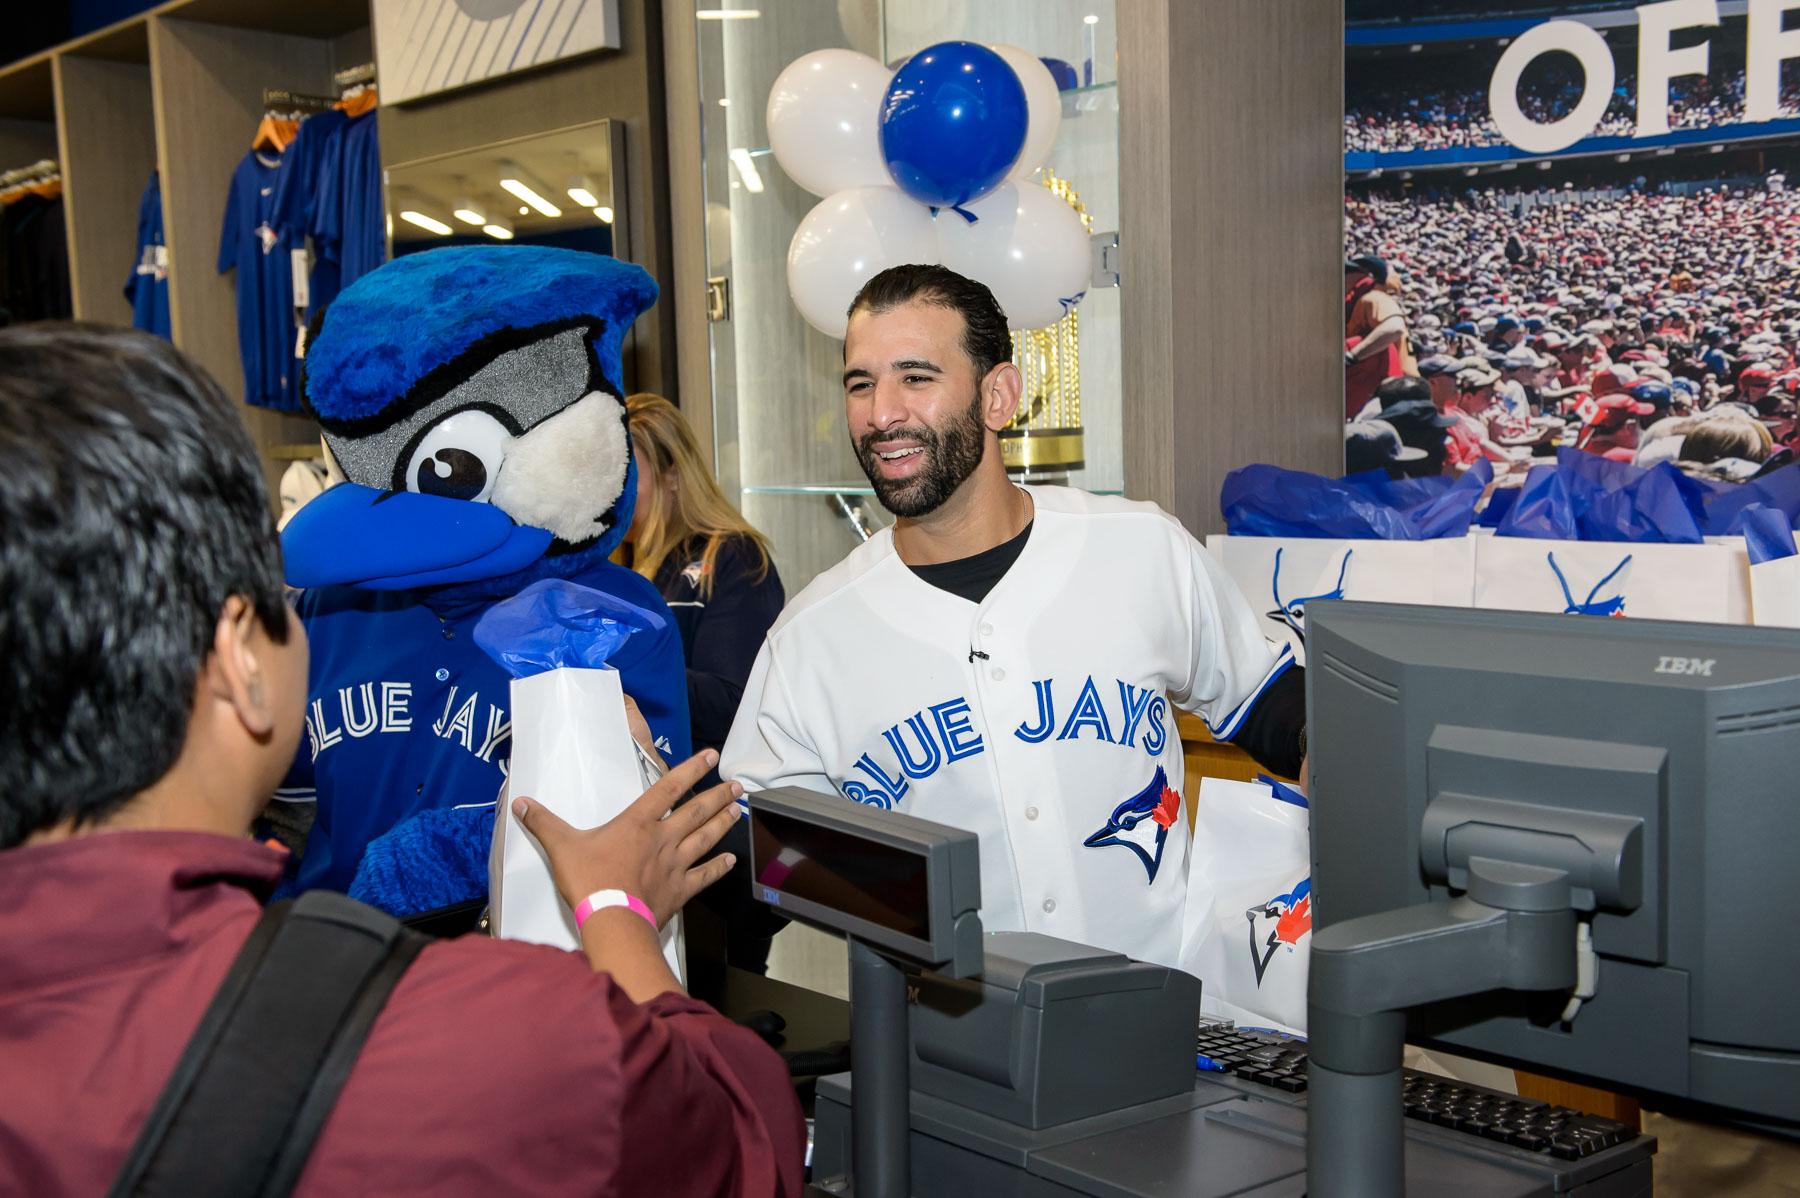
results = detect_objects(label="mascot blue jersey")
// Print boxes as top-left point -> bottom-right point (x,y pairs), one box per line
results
277,246 -> 688,912
280,561 -> 688,896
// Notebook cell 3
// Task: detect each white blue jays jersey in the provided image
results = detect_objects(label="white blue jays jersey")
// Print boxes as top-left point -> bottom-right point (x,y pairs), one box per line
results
721,485 -> 1291,968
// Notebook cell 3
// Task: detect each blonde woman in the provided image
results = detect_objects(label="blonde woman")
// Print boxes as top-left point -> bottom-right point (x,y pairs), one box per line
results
623,394 -> 787,986
623,393 -> 784,770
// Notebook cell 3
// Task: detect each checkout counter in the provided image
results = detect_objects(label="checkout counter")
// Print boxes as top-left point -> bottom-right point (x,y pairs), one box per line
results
747,787 -> 1654,1198
740,605 -> 1800,1196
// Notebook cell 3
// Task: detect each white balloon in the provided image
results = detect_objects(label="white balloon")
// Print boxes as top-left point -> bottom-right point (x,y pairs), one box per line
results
936,183 -> 1090,331
788,187 -> 940,338
990,45 -> 1063,181
766,50 -> 893,199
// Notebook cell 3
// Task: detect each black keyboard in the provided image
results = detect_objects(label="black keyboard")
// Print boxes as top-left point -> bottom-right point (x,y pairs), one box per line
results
1195,1020 -> 1309,1092
1196,1021 -> 1640,1162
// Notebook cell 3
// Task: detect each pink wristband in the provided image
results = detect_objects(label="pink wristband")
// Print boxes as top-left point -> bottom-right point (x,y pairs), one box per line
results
573,889 -> 657,931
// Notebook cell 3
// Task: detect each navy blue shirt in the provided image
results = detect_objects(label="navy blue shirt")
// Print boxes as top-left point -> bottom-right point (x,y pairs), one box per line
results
282,559 -> 692,896
313,111 -> 385,290
271,107 -> 348,320
124,171 -> 170,339
651,535 -> 785,766
217,150 -> 298,410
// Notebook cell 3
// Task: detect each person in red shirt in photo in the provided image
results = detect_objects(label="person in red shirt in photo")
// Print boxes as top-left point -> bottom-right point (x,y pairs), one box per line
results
0,326 -> 805,1198
1345,255 -> 1415,418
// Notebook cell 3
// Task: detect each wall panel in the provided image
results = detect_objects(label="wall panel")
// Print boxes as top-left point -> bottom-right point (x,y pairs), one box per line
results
1119,0 -> 1343,534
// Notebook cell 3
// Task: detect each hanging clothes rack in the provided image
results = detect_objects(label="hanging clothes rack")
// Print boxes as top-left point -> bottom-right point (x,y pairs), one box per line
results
333,63 -> 377,117
334,62 -> 376,93
256,90 -> 334,152
0,159 -> 61,204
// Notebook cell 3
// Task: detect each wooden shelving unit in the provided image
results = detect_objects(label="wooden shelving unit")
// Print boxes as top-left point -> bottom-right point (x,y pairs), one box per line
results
0,0 -> 372,501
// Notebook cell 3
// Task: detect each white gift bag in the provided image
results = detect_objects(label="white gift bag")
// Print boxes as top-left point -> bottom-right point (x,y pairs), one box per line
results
1473,536 -> 1751,624
1177,776 -> 1312,1035
1751,554 -> 1800,628
1207,535 -> 1477,663
489,666 -> 684,978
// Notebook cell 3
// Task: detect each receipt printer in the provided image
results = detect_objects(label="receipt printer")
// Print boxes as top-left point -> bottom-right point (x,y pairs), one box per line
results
908,932 -> 1201,1129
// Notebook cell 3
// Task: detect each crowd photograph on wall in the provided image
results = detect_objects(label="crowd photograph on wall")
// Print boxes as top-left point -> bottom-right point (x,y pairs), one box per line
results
1344,0 -> 1800,486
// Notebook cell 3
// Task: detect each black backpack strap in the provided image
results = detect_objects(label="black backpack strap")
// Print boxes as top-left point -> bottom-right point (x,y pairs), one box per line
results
108,890 -> 427,1198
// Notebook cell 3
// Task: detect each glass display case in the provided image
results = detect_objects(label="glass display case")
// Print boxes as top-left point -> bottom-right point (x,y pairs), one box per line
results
691,0 -> 1121,592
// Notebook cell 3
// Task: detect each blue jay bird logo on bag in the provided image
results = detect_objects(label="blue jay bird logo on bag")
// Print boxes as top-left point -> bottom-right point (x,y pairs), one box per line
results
1083,766 -> 1181,883
1267,547 -> 1352,643
1547,551 -> 1633,617
1247,877 -> 1312,986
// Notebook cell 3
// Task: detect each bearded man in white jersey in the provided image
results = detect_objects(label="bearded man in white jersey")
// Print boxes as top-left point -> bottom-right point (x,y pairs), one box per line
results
722,265 -> 1305,967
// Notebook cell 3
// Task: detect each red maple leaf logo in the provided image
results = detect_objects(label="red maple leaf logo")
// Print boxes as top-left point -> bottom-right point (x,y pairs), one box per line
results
1152,785 -> 1181,829
1274,895 -> 1312,946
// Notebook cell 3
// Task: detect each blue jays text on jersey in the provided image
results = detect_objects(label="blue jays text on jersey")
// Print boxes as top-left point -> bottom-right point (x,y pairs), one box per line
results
302,679 -> 514,772
840,675 -> 1170,808
281,562 -> 690,896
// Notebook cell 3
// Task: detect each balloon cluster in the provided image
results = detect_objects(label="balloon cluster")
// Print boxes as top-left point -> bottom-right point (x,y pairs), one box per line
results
769,41 -> 1089,338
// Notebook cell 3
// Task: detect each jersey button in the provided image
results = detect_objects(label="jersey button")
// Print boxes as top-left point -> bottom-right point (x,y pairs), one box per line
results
979,622 -> 994,637
435,668 -> 450,682
442,626 -> 455,641
1025,806 -> 1040,821
1041,898 -> 1056,914
990,667 -> 1005,681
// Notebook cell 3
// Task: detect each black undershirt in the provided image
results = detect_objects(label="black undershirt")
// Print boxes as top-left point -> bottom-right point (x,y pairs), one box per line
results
906,519 -> 1033,604
907,517 -> 1305,778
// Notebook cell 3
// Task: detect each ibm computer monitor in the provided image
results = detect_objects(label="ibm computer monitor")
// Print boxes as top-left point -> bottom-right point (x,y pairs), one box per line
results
1306,600 -> 1800,1131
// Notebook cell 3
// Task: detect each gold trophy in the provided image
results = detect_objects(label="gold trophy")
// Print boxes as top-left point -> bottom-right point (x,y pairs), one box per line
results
1001,171 -> 1090,480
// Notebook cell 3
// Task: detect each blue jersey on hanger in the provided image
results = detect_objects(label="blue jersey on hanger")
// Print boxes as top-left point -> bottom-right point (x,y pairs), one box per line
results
279,559 -> 693,898
271,107 -> 348,320
313,111 -> 385,290
218,150 -> 298,410
124,171 -> 170,339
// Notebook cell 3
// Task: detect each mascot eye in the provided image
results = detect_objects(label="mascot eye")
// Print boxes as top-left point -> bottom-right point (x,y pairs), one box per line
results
404,410 -> 514,503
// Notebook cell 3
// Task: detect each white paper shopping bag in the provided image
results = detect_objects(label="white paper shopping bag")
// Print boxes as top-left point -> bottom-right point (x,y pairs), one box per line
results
1177,776 -> 1312,1035
1751,554 -> 1800,628
489,666 -> 684,978
1473,537 -> 1750,624
1207,535 -> 1477,664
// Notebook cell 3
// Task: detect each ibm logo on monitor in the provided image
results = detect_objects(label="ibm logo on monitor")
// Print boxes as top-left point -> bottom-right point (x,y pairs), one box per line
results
1655,656 -> 1716,677
760,887 -> 782,905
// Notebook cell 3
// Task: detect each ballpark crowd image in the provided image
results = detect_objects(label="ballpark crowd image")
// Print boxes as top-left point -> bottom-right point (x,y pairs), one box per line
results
1344,4 -> 1800,486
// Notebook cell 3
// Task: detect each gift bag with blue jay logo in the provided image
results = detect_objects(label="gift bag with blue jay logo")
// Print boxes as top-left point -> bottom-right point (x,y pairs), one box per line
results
1475,452 -> 1752,624
1210,461 -> 1490,664
1177,775 -> 1312,1036
476,579 -> 685,978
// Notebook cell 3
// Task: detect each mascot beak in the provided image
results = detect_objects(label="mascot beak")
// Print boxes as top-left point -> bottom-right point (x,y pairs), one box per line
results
282,483 -> 555,590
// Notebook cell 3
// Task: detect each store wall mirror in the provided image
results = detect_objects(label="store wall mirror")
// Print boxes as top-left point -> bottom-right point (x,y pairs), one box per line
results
384,118 -> 625,259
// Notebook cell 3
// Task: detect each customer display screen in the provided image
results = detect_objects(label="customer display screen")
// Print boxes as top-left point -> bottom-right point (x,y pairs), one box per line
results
750,807 -> 932,940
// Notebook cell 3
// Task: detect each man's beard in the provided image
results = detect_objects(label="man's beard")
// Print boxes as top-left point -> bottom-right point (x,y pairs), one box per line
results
853,391 -> 988,519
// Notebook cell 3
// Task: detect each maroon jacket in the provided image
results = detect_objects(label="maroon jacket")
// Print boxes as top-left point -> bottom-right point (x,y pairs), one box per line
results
0,832 -> 805,1196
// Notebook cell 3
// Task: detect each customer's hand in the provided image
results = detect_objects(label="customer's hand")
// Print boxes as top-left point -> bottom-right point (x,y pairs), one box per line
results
511,749 -> 742,927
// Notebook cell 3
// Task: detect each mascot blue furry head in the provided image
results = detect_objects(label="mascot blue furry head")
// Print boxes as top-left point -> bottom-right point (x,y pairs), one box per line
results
275,246 -> 688,920
284,245 -> 656,590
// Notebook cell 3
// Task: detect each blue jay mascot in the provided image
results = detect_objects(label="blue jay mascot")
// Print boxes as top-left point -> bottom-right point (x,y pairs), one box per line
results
275,246 -> 691,917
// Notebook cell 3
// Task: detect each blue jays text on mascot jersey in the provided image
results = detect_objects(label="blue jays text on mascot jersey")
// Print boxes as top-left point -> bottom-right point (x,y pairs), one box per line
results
277,246 -> 690,915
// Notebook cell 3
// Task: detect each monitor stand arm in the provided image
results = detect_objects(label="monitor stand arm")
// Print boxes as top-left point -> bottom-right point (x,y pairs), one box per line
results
1305,858 -> 1579,1198
848,938 -> 910,1198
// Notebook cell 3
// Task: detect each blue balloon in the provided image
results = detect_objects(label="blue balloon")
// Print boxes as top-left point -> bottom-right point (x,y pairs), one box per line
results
879,41 -> 1029,211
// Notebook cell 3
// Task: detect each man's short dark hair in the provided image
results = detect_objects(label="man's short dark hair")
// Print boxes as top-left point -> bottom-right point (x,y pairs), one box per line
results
848,264 -> 1014,381
0,325 -> 288,848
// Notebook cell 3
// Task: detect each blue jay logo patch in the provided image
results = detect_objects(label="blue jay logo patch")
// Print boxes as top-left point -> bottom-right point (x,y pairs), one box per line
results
1083,766 -> 1181,884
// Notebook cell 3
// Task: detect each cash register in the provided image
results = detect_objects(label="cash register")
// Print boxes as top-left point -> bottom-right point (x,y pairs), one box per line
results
749,603 -> 1800,1196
